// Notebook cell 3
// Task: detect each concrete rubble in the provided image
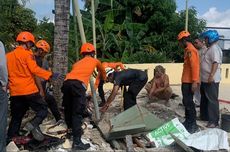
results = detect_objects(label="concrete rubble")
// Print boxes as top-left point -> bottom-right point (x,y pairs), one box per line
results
6,85 -> 230,151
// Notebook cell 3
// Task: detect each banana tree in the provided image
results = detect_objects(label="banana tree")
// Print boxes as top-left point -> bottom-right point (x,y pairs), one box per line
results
79,0 -> 205,63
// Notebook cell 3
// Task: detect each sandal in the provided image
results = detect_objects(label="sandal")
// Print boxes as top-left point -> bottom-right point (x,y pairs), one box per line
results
206,123 -> 219,128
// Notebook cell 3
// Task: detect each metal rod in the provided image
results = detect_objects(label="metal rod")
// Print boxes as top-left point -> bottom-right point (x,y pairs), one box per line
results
185,0 -> 188,31
120,86 -> 124,112
206,27 -> 230,30
219,39 -> 230,41
91,0 -> 97,57
73,0 -> 86,43
90,79 -> 100,122
72,0 -> 79,61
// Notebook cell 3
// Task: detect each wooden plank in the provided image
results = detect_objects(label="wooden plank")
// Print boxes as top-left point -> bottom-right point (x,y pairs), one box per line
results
110,140 -> 122,150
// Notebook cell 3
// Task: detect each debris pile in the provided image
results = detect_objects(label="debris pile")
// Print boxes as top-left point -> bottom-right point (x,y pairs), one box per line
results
6,88 -> 230,151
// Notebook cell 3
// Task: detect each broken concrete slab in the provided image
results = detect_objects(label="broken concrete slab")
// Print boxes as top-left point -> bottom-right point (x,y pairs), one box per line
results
107,105 -> 164,140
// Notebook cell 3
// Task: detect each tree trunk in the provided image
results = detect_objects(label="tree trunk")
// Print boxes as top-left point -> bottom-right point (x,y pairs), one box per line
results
53,0 -> 70,105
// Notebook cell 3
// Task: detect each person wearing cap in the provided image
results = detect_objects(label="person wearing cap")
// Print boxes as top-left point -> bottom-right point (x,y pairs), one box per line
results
177,30 -> 200,133
199,30 -> 222,128
100,68 -> 148,112
6,31 -> 61,142
34,40 -> 63,125
61,43 -> 106,150
0,40 -> 8,152
94,62 -> 125,107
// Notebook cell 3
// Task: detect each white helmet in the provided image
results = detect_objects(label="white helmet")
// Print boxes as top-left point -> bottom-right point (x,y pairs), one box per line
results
105,67 -> 115,77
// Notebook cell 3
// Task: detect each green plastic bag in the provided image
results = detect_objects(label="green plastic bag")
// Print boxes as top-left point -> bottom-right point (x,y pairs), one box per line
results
147,118 -> 190,147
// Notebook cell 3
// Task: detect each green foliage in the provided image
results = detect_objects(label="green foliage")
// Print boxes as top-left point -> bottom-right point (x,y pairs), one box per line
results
121,50 -> 169,63
34,17 -> 54,49
68,15 -> 81,66
0,0 -> 207,64
171,7 -> 206,61
0,0 -> 37,51
0,0 -> 56,53
79,0 -> 206,63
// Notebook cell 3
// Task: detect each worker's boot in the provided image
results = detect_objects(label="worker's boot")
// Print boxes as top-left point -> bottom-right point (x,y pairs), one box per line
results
66,129 -> 73,140
24,122 -> 44,141
99,101 -> 106,107
187,123 -> 199,134
82,108 -> 92,118
72,137 -> 90,150
182,120 -> 190,130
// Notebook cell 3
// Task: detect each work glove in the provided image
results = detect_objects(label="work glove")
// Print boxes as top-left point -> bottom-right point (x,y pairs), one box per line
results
82,107 -> 92,118
50,72 -> 65,82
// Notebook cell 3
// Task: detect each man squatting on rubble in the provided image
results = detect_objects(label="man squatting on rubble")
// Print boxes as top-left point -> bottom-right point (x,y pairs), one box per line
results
94,62 -> 125,107
6,31 -> 62,142
177,30 -> 200,133
34,40 -> 63,125
61,43 -> 106,150
100,68 -> 148,113
145,65 -> 173,106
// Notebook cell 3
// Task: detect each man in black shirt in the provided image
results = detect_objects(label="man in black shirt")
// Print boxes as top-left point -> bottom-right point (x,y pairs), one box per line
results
100,68 -> 148,112
34,40 -> 63,124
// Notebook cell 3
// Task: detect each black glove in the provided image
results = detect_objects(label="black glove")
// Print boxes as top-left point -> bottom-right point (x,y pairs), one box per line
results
82,108 -> 92,118
50,72 -> 65,81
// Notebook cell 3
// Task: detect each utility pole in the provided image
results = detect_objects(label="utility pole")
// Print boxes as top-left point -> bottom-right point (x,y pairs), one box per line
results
185,0 -> 189,31
72,0 -> 79,61
73,0 -> 86,43
73,0 -> 100,121
91,0 -> 97,57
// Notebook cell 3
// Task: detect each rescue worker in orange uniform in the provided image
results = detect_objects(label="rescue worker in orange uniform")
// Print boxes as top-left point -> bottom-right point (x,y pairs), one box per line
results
94,62 -> 125,107
61,43 -> 106,150
34,40 -> 63,124
177,30 -> 200,133
7,31 -> 61,142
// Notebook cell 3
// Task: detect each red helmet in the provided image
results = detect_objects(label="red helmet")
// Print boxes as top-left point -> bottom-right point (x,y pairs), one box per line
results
80,43 -> 95,54
16,31 -> 35,44
177,30 -> 190,40
36,40 -> 50,53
